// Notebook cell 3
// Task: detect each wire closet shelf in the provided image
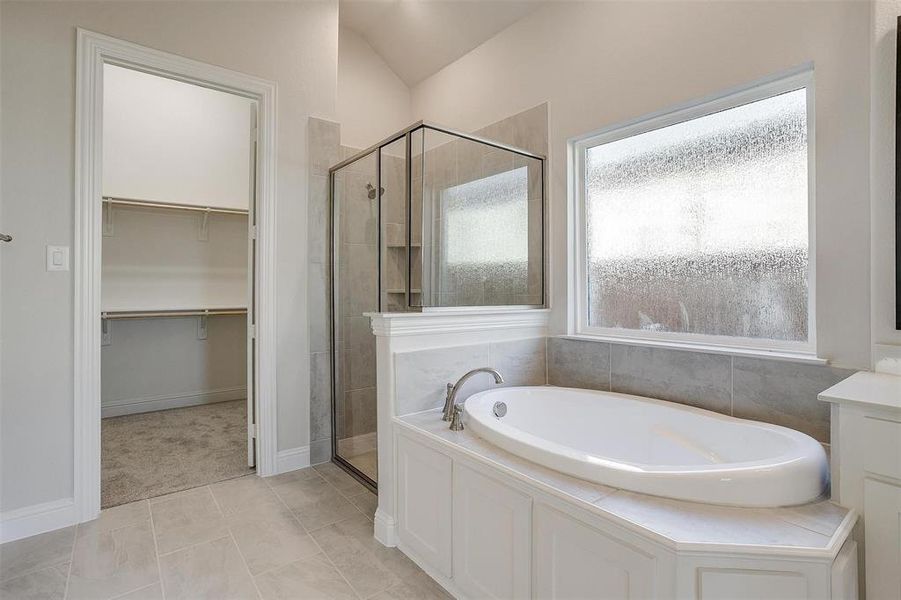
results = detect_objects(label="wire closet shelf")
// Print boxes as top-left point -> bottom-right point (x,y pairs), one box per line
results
102,196 -> 249,216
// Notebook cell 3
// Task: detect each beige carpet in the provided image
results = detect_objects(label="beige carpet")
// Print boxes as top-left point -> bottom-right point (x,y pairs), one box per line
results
101,399 -> 254,508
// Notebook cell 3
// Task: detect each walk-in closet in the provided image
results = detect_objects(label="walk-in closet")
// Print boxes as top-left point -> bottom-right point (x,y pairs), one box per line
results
99,64 -> 256,507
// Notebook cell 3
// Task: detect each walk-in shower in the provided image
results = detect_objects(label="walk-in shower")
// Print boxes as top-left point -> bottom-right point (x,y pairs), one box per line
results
328,122 -> 545,487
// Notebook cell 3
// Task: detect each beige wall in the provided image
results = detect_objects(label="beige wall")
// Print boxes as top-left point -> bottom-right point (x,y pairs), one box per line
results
412,1 -> 873,369
0,0 -> 338,512
337,26 -> 412,150
871,1 -> 901,352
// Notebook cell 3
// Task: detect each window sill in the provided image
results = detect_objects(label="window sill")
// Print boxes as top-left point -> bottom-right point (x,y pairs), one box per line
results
560,333 -> 828,366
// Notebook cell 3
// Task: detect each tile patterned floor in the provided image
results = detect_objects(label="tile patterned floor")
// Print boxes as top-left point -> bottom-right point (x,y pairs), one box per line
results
0,464 -> 451,600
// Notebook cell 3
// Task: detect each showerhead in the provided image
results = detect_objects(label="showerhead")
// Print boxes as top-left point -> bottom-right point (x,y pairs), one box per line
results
366,183 -> 384,200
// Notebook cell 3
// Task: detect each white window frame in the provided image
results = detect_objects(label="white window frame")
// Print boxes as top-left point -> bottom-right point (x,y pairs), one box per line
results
567,66 -> 817,358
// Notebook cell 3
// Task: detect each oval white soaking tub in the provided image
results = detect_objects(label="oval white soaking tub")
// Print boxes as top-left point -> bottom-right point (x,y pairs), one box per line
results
463,386 -> 828,507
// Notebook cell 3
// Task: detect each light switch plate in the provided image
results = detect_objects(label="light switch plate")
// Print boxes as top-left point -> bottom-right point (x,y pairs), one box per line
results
46,245 -> 70,271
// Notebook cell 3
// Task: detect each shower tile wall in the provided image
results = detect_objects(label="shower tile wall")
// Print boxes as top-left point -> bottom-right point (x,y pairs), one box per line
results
308,117 -> 340,464
380,149 -> 411,312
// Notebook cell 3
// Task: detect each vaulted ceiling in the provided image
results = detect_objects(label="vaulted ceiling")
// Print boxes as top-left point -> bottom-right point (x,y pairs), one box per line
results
339,0 -> 545,87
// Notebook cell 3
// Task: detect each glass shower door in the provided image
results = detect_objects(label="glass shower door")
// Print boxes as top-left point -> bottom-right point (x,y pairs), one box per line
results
331,150 -> 379,485
328,122 -> 545,489
409,127 -> 544,308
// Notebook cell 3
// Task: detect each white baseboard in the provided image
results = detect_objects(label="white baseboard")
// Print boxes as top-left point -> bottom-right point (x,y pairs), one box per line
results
0,497 -> 78,543
374,508 -> 398,547
101,386 -> 246,418
275,446 -> 311,474
310,438 -> 332,465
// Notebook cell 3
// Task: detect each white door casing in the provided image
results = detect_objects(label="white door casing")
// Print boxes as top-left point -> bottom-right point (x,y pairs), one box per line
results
247,102 -> 258,468
74,29 -> 278,523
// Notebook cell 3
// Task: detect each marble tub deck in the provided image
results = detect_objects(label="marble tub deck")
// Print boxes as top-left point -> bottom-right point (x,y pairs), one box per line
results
398,410 -> 856,556
0,463 -> 449,600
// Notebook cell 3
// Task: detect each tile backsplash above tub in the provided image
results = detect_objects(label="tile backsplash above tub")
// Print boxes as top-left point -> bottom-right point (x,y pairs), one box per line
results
546,337 -> 610,390
731,357 -> 853,444
547,337 -> 855,443
392,335 -> 854,443
394,338 -> 548,416
610,344 -> 732,414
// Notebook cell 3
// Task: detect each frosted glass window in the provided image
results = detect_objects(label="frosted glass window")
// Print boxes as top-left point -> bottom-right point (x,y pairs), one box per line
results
443,167 -> 529,266
583,88 -> 809,343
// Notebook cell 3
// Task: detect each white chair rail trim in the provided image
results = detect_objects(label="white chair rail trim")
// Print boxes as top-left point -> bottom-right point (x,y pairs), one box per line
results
367,309 -> 550,337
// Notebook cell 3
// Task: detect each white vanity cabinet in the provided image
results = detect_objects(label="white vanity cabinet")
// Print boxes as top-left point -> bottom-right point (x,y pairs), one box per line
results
393,422 -> 856,600
396,434 -> 453,577
453,463 -> 532,599
397,432 -> 664,599
863,480 -> 901,600
533,503 -> 658,599
820,371 -> 901,599
397,433 -> 533,597
675,552 -> 851,600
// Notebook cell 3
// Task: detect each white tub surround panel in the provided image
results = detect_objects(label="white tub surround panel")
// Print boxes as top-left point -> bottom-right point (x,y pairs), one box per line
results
396,411 -> 857,600
820,371 -> 901,599
367,309 -> 549,547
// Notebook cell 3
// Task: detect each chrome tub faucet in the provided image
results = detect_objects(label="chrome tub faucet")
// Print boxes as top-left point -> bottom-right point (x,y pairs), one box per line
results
442,367 -> 505,427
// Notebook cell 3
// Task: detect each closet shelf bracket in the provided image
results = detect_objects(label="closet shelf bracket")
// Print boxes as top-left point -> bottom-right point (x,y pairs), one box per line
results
199,208 -> 211,242
197,315 -> 209,340
103,200 -> 114,237
101,319 -> 112,346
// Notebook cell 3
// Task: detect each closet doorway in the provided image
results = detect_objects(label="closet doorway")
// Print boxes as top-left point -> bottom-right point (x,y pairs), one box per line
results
97,64 -> 258,507
76,30 -> 277,521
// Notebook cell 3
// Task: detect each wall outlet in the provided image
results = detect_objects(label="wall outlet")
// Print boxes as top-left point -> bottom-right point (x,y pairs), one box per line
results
46,245 -> 69,271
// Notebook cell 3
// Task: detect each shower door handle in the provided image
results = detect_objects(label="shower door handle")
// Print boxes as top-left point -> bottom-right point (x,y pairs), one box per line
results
0,233 -> 11,243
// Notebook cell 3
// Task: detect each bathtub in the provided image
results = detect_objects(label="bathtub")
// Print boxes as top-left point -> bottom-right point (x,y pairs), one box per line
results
463,386 -> 829,507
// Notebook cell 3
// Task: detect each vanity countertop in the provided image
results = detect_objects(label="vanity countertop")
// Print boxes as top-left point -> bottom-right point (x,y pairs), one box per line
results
397,410 -> 855,557
818,370 -> 901,413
